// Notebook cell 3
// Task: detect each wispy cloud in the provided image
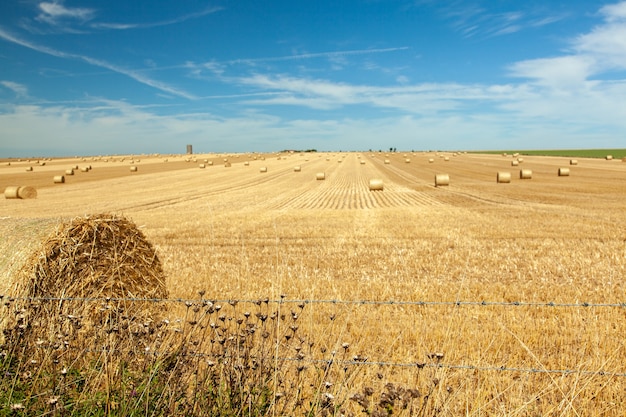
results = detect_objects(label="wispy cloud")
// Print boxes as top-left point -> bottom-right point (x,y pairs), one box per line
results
36,1 -> 96,25
225,47 -> 410,65
91,6 -> 222,30
0,27 -> 196,99
1,81 -> 28,97
509,1 -> 626,86
436,1 -> 563,39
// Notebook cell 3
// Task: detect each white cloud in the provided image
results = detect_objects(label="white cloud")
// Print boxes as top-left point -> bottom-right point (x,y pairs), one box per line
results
509,1 -> 626,86
508,55 -> 595,88
0,27 -> 195,99
91,6 -> 222,30
36,1 -> 95,26
1,81 -> 28,97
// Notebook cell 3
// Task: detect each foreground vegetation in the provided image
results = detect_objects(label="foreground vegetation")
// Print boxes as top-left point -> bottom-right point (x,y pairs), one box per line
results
1,151 -> 626,415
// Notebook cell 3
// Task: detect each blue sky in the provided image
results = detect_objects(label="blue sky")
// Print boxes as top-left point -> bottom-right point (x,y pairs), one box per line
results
1,1 -> 626,156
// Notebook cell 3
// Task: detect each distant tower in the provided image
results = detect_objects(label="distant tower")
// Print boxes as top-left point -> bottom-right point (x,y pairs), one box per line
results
186,144 -> 193,155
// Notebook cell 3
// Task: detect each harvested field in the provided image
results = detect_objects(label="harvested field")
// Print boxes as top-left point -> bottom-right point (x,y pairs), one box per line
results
1,151 -> 626,415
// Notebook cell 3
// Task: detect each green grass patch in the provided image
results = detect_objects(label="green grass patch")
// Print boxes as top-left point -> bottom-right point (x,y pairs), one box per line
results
472,149 -> 626,159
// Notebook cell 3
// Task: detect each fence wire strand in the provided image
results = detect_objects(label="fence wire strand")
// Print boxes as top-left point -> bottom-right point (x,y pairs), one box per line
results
3,296 -> 626,308
4,296 -> 626,379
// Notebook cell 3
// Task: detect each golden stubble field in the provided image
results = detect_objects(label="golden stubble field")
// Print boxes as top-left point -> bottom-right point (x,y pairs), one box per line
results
1,151 -> 626,415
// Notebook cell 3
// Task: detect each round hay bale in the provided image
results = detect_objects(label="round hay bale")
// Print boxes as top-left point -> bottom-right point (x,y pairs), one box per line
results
519,169 -> 533,179
26,166 -> 33,172
558,167 -> 570,176
4,213 -> 168,352
517,158 -> 524,163
405,158 -> 411,163
570,159 -> 578,165
428,158 -> 434,163
316,172 -> 326,180
511,160 -> 519,166
384,159 -> 390,164
444,157 -> 450,161
294,166 -> 301,172
80,167 -> 89,172
16,186 -> 37,199
622,157 -> 626,162
244,161 -> 250,166
65,169 -> 74,175
130,166 -> 138,172
199,164 -> 206,168
260,167 -> 267,173
360,160 -> 366,165
435,174 -> 449,187
497,172 -> 511,183
369,179 -> 384,191
225,162 -> 232,167
208,161 -> 213,166
4,186 -> 20,199
53,175 -> 65,183
606,155 -> 613,160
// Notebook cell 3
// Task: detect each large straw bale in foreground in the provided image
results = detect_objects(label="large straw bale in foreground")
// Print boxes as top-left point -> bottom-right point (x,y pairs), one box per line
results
4,214 -> 168,343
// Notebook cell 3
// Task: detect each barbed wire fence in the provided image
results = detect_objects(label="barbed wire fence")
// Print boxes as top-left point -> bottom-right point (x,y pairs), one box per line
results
3,295 -> 626,379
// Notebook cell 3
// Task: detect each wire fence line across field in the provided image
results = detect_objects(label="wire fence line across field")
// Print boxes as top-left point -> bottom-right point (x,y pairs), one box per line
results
23,344 -> 626,379
4,296 -> 626,380
3,296 -> 626,308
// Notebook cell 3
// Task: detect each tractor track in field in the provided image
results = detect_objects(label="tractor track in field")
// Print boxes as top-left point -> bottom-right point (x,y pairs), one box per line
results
115,167 -> 296,212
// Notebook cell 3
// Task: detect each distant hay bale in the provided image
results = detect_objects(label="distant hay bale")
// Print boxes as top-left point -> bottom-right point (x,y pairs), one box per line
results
622,157 -> 626,162
65,169 -> 74,175
199,164 -> 206,168
316,172 -> 326,180
259,167 -> 267,173
5,214 -> 168,345
224,162 -> 232,167
53,175 -> 65,183
517,158 -> 524,163
294,166 -> 301,172
606,155 -> 613,160
130,166 -> 138,172
384,159 -> 390,164
80,167 -> 89,172
519,169 -> 533,179
444,157 -> 450,161
17,186 -> 37,199
558,167 -> 570,176
4,186 -> 20,199
244,161 -> 250,166
428,158 -> 434,163
25,166 -> 33,172
511,160 -> 519,166
208,161 -> 213,166
497,172 -> 511,183
368,179 -> 384,191
4,186 -> 39,200
435,174 -> 449,187
360,160 -> 366,165
570,159 -> 578,165
405,158 -> 411,163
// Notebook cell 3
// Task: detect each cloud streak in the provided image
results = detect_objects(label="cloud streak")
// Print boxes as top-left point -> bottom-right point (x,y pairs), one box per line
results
91,6 -> 222,30
0,27 -> 195,99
